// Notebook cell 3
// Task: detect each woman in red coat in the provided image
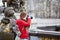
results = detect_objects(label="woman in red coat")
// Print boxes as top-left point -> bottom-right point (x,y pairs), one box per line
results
16,12 -> 31,40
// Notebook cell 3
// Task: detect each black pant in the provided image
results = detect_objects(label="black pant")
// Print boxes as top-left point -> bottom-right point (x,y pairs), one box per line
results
12,31 -> 17,40
10,28 -> 17,40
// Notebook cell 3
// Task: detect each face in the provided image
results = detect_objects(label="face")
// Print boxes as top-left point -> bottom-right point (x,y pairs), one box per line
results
22,14 -> 26,19
20,12 -> 26,19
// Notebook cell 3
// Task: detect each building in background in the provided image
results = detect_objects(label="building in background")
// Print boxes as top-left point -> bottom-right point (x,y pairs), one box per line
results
26,0 -> 60,19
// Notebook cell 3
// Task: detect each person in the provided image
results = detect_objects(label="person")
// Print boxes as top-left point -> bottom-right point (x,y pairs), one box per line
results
2,0 -> 7,7
0,7 -> 17,40
4,7 -> 16,20
0,17 -> 14,40
20,0 -> 25,7
0,6 -> 5,14
4,8 -> 17,40
16,12 -> 31,40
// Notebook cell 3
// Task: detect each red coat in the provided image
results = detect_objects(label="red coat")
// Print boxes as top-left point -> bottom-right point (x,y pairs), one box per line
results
16,18 -> 31,39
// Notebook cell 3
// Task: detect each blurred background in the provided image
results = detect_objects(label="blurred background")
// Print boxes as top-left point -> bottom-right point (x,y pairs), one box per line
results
0,0 -> 60,40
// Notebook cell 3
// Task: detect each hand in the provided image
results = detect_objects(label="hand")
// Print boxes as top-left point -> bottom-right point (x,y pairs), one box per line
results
16,31 -> 21,37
